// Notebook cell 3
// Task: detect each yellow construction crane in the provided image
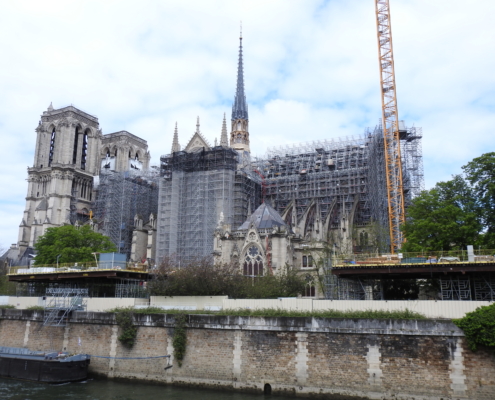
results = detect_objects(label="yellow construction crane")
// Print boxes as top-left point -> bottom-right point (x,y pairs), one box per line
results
375,0 -> 405,253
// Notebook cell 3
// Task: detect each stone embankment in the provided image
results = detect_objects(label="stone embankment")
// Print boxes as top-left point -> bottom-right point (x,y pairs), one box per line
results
0,309 -> 494,400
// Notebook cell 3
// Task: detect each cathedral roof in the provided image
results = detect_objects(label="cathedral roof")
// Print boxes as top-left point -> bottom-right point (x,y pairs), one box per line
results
231,35 -> 248,121
238,203 -> 287,230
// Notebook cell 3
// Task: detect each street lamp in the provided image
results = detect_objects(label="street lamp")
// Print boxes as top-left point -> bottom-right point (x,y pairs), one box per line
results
56,254 -> 62,269
91,252 -> 99,269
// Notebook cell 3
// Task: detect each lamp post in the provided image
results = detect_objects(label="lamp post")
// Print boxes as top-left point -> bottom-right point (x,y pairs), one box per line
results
91,252 -> 99,269
56,254 -> 61,269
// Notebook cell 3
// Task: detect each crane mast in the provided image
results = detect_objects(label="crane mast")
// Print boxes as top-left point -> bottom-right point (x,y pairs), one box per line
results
375,0 -> 405,253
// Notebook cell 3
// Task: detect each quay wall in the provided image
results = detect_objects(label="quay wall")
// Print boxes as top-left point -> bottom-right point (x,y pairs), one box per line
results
0,309 -> 494,400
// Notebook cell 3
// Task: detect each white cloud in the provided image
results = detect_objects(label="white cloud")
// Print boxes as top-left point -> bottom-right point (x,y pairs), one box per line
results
1,0 -> 495,248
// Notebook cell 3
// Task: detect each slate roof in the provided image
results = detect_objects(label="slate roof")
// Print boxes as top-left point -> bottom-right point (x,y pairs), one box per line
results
238,203 -> 287,230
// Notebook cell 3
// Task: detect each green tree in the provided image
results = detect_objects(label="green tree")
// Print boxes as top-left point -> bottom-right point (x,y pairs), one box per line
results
453,302 -> 495,351
462,152 -> 495,248
402,175 -> 481,251
34,225 -> 117,265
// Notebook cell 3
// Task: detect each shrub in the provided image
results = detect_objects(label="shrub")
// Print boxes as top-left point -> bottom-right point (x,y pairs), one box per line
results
453,303 -> 495,351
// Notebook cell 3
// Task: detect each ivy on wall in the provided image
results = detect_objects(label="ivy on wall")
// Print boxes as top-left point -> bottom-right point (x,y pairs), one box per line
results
172,313 -> 187,367
453,302 -> 495,351
115,309 -> 138,348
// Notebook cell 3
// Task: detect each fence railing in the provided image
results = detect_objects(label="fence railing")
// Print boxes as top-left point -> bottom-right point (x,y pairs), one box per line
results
333,249 -> 495,267
8,262 -> 149,275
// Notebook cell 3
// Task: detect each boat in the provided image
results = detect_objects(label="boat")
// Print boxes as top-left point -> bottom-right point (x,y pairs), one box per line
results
0,346 -> 90,383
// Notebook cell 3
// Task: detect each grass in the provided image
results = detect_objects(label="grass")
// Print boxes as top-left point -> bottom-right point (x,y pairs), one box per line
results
107,306 -> 426,320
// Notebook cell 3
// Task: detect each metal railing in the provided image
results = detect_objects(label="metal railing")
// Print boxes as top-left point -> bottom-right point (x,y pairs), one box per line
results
332,249 -> 495,267
8,262 -> 150,275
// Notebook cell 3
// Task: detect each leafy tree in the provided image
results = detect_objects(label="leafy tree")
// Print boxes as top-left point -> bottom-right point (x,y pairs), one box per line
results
402,175 -> 481,251
462,152 -> 495,248
453,303 -> 495,351
34,225 -> 117,265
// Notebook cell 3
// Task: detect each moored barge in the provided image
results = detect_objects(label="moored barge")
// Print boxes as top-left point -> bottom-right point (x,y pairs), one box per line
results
0,346 -> 90,383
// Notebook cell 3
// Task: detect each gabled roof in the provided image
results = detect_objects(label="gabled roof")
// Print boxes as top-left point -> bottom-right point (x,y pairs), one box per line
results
238,203 -> 287,230
185,132 -> 210,152
184,117 -> 211,152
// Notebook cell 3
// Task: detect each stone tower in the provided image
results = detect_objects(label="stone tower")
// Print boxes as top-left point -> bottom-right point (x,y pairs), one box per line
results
18,104 -> 102,253
230,34 -> 250,154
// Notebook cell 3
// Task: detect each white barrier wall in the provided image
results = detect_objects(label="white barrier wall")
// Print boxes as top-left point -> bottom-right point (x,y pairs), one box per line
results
85,297 -> 139,312
6,297 -> 146,311
4,296 -> 492,319
149,296 -> 228,311
8,297 -> 42,309
223,299 -> 492,319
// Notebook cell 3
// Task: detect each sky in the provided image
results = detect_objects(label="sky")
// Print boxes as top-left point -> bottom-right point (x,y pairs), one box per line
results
0,0 -> 494,250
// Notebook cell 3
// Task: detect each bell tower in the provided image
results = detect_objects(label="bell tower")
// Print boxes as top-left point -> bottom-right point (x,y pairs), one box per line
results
230,32 -> 250,153
18,104 -> 102,254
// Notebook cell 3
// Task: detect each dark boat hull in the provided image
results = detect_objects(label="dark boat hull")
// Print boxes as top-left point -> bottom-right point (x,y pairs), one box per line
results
0,355 -> 90,383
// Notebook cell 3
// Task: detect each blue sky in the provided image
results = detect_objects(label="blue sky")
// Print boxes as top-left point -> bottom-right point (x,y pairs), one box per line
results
1,0 -> 494,249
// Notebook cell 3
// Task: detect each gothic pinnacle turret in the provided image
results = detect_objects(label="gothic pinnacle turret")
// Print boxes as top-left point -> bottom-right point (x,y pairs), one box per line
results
230,31 -> 250,153
220,113 -> 228,147
171,122 -> 180,153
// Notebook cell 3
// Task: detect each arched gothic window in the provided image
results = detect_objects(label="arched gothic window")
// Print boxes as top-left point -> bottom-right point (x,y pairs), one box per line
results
48,127 -> 56,167
80,132 -> 88,170
304,285 -> 316,297
72,127 -> 80,164
243,245 -> 264,276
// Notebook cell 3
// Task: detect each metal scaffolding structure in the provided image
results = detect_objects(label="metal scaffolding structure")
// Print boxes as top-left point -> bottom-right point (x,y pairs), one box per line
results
93,169 -> 159,259
252,123 -> 424,256
157,146 -> 261,263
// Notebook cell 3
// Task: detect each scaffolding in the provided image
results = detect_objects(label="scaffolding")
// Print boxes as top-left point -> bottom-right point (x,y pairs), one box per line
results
252,121 -> 424,254
42,288 -> 88,327
157,146 -> 261,264
93,170 -> 159,260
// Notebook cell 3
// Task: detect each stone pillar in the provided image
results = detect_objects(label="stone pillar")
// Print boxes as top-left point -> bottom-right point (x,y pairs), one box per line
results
450,338 -> 467,397
233,330 -> 242,382
365,344 -> 383,387
295,332 -> 308,385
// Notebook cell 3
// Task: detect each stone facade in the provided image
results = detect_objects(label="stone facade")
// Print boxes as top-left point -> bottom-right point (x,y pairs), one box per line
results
214,202 -> 326,298
16,104 -> 150,263
1,310 -> 494,399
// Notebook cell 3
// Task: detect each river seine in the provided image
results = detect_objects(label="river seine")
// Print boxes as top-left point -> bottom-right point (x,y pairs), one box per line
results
0,378 -> 291,400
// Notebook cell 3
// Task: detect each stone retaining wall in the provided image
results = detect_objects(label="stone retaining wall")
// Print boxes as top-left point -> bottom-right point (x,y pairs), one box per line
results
0,309 -> 494,399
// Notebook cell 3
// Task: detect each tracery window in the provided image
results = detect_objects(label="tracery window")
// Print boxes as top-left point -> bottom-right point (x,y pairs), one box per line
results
243,245 -> 264,276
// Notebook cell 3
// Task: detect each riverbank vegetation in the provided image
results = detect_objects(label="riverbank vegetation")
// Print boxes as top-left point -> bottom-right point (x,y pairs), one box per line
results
108,306 -> 426,320
148,257 -> 306,299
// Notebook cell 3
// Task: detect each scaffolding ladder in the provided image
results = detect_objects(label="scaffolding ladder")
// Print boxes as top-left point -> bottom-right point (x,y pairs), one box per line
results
42,288 -> 88,327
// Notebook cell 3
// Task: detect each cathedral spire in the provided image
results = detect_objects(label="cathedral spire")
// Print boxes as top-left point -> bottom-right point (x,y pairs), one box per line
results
232,32 -> 248,121
196,116 -> 200,134
230,30 -> 250,153
220,113 -> 228,147
171,122 -> 180,153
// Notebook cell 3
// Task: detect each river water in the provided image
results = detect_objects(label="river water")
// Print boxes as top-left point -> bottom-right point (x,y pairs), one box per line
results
0,378 -> 290,400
